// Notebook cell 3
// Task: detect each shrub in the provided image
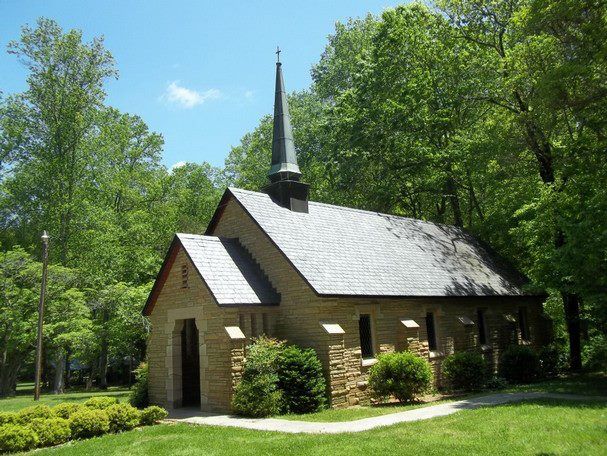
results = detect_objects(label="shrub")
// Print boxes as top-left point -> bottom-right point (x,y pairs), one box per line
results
232,336 -> 285,417
27,418 -> 71,447
53,403 -> 85,419
69,409 -> 110,439
485,376 -> 508,390
277,345 -> 326,414
232,375 -> 283,417
368,351 -> 433,402
106,404 -> 141,433
83,396 -> 119,410
0,424 -> 39,453
499,345 -> 540,384
129,362 -> 149,408
539,344 -> 567,378
139,406 -> 168,426
0,412 -> 17,426
17,404 -> 54,424
442,351 -> 489,391
241,336 -> 285,381
582,334 -> 607,371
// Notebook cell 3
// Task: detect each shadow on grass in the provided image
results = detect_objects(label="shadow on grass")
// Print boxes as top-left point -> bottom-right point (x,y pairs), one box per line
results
507,372 -> 607,396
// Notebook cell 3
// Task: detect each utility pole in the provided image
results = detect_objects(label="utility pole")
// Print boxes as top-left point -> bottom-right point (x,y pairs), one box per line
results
34,231 -> 49,401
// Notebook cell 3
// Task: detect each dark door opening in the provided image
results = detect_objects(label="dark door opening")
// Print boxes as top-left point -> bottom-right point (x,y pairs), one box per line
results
181,319 -> 200,407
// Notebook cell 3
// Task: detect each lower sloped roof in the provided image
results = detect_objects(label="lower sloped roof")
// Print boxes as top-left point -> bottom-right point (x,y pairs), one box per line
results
178,234 -> 280,305
143,233 -> 279,315
207,188 -> 536,298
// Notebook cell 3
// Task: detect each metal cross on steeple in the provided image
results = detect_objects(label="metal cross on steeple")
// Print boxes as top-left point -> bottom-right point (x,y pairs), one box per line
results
276,46 -> 281,63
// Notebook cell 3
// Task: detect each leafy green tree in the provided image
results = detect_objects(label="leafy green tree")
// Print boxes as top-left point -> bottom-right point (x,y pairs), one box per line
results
0,246 -> 92,395
0,18 -> 116,265
437,0 -> 607,369
0,247 -> 39,396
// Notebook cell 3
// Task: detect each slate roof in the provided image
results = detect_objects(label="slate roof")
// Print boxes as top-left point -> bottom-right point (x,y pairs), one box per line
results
212,188 -> 533,297
177,233 -> 280,306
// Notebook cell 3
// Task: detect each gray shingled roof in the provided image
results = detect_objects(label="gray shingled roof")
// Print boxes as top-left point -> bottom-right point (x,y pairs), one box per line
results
225,188 -> 530,297
177,233 -> 279,305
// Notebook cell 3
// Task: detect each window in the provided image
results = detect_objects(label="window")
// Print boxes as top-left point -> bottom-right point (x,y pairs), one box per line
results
358,314 -> 374,359
250,314 -> 258,338
518,307 -> 530,341
477,309 -> 488,345
181,264 -> 189,288
425,312 -> 438,351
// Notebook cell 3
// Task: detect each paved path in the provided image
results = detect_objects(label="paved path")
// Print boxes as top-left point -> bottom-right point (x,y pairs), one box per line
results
167,392 -> 605,434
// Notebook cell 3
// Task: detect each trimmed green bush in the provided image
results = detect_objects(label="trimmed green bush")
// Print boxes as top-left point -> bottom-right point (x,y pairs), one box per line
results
106,404 -> 141,433
232,374 -> 283,417
277,345 -> 326,414
232,336 -> 285,417
83,396 -> 119,410
52,403 -> 85,419
27,418 -> 71,447
539,344 -> 567,378
0,424 -> 39,453
129,362 -> 149,408
369,351 -> 433,402
499,345 -> 540,384
139,406 -> 168,426
16,404 -> 54,424
69,409 -> 110,439
0,412 -> 17,426
442,351 -> 488,391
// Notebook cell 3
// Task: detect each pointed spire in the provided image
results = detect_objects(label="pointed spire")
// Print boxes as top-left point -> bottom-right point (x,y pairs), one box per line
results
269,53 -> 301,183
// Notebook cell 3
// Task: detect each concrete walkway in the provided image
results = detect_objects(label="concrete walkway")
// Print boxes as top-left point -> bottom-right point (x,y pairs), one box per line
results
168,392 -> 605,434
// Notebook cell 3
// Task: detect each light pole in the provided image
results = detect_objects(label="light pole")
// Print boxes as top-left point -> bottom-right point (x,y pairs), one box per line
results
34,231 -> 49,401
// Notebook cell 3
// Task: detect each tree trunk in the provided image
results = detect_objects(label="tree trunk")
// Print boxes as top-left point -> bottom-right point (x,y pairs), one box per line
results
53,352 -> 66,394
98,331 -> 109,390
562,292 -> 582,371
522,116 -> 583,370
445,176 -> 463,227
0,356 -> 21,397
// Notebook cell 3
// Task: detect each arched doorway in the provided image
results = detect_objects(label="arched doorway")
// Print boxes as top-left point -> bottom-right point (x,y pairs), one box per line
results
180,319 -> 200,406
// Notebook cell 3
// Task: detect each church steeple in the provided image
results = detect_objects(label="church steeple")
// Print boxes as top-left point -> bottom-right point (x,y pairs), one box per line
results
269,48 -> 301,182
263,49 -> 310,213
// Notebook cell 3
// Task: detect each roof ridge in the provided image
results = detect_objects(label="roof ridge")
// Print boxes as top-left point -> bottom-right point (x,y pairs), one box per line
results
227,187 -> 462,231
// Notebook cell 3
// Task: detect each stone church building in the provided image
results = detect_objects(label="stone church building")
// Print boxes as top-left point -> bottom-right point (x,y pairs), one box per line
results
143,60 -> 549,412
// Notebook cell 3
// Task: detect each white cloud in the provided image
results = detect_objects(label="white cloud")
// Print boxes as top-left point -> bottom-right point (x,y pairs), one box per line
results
161,81 -> 221,109
170,161 -> 187,171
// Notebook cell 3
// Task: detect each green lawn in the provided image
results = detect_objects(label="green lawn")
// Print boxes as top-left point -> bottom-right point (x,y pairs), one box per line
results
33,398 -> 607,456
3,374 -> 606,455
0,385 -> 130,413
281,398 -> 460,422
283,372 -> 607,422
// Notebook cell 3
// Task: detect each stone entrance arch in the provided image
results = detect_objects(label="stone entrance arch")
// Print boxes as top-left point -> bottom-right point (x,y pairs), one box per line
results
165,308 -> 205,409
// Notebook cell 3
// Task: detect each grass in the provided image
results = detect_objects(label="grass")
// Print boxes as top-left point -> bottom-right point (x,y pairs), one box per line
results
0,384 -> 130,413
282,372 -> 607,422
32,398 -> 607,455
281,398 -> 459,422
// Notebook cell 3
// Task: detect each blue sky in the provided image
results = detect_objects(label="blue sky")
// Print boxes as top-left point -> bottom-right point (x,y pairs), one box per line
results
0,0 -> 401,169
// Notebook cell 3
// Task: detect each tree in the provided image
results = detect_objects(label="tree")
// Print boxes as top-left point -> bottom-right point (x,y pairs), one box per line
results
0,246 -> 92,396
437,0 -> 607,370
0,18 -> 116,266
